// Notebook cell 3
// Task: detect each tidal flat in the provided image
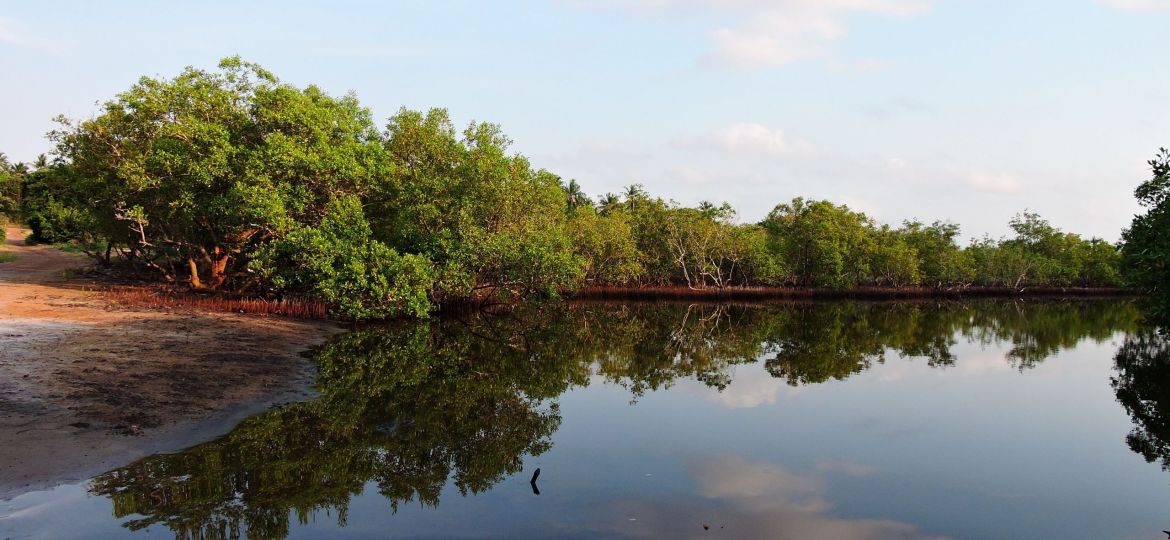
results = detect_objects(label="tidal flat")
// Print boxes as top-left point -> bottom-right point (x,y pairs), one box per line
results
0,227 -> 340,498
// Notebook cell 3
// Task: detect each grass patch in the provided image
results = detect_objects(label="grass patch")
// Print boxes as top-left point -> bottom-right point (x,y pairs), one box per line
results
51,242 -> 91,253
0,251 -> 18,263
21,234 -> 106,255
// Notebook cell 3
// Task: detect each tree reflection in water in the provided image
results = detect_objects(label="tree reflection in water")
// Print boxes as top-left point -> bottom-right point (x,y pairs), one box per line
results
89,299 -> 1141,540
1113,303 -> 1170,474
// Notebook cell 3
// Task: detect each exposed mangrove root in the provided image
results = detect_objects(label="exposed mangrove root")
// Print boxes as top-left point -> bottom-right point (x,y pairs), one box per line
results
571,285 -> 1139,302
92,285 -> 331,320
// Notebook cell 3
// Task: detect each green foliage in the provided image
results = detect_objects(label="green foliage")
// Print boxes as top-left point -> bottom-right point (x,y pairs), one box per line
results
900,220 -> 972,286
255,196 -> 433,319
1074,238 -> 1122,287
869,225 -> 921,287
623,196 -> 677,284
31,59 -> 582,318
762,198 -> 875,287
18,59 -> 1128,320
662,204 -> 744,288
726,223 -> 784,285
373,108 -> 582,300
0,153 -> 24,219
966,212 -> 1122,288
1122,148 -> 1170,296
563,178 -> 590,211
49,56 -> 387,289
754,201 -> 1118,290
567,206 -> 643,284
966,237 -> 1031,287
587,194 -> 783,289
21,162 -> 98,245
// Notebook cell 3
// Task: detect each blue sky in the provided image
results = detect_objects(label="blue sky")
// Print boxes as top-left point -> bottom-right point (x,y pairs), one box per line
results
1,0 -> 1167,240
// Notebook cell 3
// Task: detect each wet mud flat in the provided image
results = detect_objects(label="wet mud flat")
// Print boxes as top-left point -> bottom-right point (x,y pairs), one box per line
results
0,227 -> 340,498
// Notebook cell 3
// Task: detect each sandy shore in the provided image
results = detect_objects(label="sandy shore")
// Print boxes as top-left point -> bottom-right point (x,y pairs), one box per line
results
0,227 -> 341,499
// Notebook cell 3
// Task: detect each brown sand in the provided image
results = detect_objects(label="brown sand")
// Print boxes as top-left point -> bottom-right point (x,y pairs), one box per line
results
0,227 -> 341,499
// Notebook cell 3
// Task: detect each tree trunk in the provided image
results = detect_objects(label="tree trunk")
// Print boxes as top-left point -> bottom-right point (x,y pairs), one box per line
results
207,247 -> 230,290
188,258 -> 204,289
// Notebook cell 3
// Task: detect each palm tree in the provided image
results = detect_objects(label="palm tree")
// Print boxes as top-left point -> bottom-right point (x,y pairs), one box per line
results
597,193 -> 621,215
565,179 -> 590,211
623,183 -> 647,211
698,201 -> 733,220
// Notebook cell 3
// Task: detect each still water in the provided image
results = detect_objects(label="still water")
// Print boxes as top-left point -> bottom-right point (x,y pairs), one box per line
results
2,299 -> 1169,539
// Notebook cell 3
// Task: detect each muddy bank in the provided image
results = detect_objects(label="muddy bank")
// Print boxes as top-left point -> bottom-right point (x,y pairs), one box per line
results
0,227 -> 341,499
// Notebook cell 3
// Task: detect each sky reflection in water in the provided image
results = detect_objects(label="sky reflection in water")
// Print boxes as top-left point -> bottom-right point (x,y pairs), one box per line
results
1,299 -> 1168,540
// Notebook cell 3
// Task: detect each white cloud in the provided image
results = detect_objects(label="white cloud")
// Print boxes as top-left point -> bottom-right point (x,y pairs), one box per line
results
693,456 -> 829,512
600,455 -> 948,537
699,367 -> 786,408
968,170 -> 1022,194
599,0 -> 931,69
714,122 -> 790,155
671,122 -> 810,158
709,13 -> 839,68
1097,0 -> 1170,11
587,456 -> 948,539
954,350 -> 1014,376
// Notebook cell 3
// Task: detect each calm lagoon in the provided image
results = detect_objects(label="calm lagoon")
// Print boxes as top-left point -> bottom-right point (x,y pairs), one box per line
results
1,299 -> 1167,539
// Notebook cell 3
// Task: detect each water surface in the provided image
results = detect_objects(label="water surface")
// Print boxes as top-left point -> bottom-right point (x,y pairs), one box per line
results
2,299 -> 1168,539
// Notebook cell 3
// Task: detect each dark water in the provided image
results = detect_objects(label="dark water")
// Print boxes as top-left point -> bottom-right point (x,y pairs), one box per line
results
3,299 -> 1170,539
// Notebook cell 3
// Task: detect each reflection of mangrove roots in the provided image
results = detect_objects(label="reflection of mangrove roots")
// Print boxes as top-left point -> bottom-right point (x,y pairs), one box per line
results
530,467 -> 541,495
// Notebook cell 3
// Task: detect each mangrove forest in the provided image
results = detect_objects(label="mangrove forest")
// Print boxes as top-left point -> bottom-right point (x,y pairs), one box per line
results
2,58 -> 1168,319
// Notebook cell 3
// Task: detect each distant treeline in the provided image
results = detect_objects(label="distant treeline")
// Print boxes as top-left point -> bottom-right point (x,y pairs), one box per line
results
0,58 -> 1164,319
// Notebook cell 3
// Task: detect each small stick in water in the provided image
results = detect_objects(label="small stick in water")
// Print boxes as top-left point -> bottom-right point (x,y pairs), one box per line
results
530,468 -> 541,495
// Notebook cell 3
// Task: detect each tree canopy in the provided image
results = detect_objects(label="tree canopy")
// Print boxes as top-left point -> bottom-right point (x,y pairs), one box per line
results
1121,148 -> 1170,303
6,58 -> 1131,319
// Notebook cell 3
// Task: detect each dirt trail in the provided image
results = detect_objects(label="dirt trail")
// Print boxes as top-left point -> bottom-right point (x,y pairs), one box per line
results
0,227 -> 341,499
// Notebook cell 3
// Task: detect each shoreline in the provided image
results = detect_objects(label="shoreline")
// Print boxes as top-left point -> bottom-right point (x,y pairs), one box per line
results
0,227 -> 341,500
0,363 -> 321,500
570,285 -> 1138,302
